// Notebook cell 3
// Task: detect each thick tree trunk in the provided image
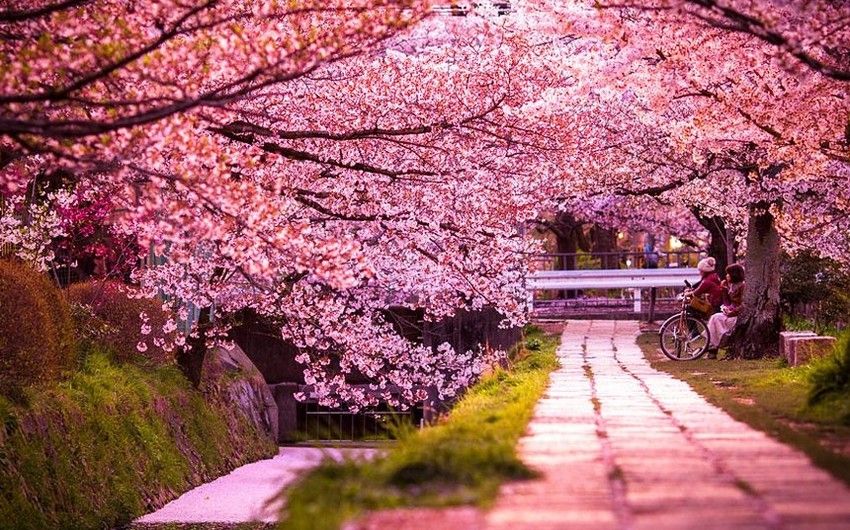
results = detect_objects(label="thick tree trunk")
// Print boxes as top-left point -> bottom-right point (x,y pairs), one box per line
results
723,224 -> 737,273
726,203 -> 781,358
552,212 -> 587,299
692,209 -> 736,274
556,227 -> 578,299
590,225 -> 619,269
177,306 -> 211,387
555,226 -> 578,270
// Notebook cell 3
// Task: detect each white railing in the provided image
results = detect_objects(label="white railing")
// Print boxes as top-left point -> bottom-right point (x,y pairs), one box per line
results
432,2 -> 512,16
526,267 -> 702,291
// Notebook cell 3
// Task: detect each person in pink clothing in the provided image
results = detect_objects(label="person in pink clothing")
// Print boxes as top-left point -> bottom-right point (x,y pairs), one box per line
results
691,257 -> 724,313
705,263 -> 746,359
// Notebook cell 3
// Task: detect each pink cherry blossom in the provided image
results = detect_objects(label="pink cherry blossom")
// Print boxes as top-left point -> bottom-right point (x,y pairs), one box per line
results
2,0 -> 849,401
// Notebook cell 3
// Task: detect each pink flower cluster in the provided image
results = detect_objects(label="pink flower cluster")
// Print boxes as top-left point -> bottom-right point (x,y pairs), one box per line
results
2,0 -> 849,406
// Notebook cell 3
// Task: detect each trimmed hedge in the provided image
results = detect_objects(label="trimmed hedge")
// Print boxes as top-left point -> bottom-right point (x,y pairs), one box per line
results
66,280 -> 175,365
0,260 -> 76,396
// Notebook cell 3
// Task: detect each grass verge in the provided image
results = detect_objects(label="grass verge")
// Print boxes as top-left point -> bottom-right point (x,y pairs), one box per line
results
637,332 -> 850,487
278,327 -> 560,530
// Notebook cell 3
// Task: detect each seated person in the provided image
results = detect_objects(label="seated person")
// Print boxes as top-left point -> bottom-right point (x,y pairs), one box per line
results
691,257 -> 724,313
706,263 -> 746,359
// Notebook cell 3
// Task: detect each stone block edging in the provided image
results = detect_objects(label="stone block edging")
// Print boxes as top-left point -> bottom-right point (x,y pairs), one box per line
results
780,331 -> 836,366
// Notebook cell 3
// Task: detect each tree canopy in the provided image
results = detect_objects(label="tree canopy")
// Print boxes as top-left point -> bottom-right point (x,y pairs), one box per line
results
2,0 -> 848,402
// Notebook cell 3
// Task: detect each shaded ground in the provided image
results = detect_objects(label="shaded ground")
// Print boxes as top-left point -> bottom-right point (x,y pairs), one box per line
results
127,523 -> 277,530
353,507 -> 486,530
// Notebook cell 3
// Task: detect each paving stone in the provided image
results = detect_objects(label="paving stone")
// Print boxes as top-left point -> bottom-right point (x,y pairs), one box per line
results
625,482 -> 747,504
489,507 -> 618,526
484,320 -> 850,530
782,522 -> 850,530
631,512 -> 765,530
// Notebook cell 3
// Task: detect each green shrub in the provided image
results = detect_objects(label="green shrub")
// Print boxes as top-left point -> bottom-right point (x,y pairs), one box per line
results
781,251 -> 850,330
807,330 -> 850,420
783,315 -> 841,337
0,260 -> 76,396
525,337 -> 542,351
66,280 -> 176,365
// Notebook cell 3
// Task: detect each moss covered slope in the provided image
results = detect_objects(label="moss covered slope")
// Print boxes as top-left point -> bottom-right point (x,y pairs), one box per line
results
0,350 -> 277,530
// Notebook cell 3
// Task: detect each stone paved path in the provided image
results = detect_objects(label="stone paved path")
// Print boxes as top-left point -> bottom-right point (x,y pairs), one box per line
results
486,320 -> 850,530
136,446 -> 377,524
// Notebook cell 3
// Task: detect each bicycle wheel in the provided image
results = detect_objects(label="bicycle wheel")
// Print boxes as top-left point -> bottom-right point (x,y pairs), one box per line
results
659,316 -> 710,361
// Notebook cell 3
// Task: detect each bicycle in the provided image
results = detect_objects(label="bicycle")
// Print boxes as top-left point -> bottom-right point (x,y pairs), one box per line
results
658,281 -> 712,361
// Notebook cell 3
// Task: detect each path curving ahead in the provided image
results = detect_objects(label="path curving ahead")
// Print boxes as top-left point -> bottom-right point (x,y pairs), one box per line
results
486,320 -> 850,530
135,446 -> 377,525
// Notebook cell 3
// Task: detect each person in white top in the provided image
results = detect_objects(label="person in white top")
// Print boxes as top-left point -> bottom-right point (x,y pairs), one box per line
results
706,263 -> 746,359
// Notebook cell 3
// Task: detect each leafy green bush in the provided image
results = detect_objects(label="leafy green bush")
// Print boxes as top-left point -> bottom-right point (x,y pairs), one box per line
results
783,315 -> 841,337
0,347 -> 276,530
0,259 -> 76,397
781,251 -> 850,330
807,330 -> 850,424
66,280 -> 176,365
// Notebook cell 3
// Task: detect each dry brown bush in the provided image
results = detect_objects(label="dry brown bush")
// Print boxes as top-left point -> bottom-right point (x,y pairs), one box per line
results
66,280 -> 176,366
0,260 -> 76,395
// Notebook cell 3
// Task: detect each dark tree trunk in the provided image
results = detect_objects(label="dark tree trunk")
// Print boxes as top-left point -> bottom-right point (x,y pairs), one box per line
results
692,209 -> 736,274
590,225 -> 619,269
556,226 -> 578,299
723,224 -> 737,273
727,203 -> 781,358
551,212 -> 587,299
555,225 -> 578,270
177,306 -> 211,387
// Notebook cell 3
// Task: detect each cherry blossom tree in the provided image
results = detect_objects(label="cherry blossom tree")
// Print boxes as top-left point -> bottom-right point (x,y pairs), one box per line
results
124,14 -> 571,405
1,3 -> 572,407
523,0 -> 850,356
0,188 -> 71,272
3,0 -> 848,389
598,0 -> 850,81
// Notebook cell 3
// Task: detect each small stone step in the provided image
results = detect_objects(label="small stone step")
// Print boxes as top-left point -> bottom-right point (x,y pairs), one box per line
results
783,335 -> 836,366
779,331 -> 817,362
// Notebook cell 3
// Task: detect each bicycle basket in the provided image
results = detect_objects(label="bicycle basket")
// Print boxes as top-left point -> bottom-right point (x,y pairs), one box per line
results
688,295 -> 713,315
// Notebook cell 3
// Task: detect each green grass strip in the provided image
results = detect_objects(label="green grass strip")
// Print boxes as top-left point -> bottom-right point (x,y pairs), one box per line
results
278,327 -> 560,530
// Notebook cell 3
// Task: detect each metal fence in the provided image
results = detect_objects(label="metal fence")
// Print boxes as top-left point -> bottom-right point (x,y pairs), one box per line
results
527,251 -> 703,320
296,402 -> 416,441
432,1 -> 512,16
532,291 -> 682,321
